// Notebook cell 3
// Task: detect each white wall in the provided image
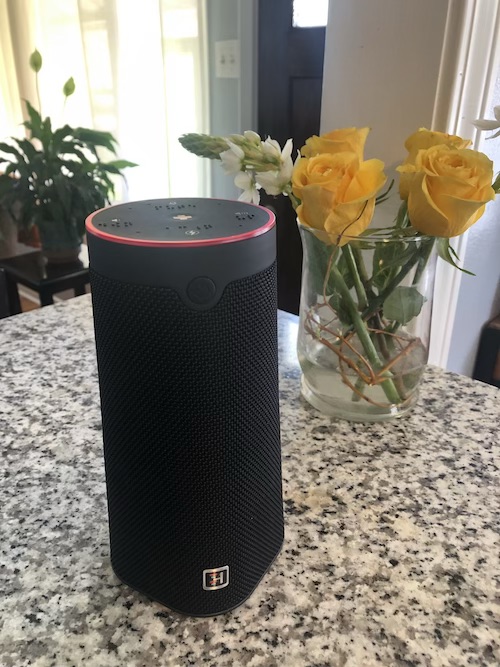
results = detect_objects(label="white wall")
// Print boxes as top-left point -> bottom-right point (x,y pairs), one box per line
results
321,0 -> 448,180
447,72 -> 500,375
205,0 -> 257,199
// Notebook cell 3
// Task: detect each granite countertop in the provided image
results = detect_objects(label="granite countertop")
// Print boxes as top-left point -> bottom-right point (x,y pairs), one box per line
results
0,295 -> 499,667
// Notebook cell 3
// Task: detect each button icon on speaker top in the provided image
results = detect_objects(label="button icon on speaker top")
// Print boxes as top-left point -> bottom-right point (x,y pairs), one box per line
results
187,277 -> 217,305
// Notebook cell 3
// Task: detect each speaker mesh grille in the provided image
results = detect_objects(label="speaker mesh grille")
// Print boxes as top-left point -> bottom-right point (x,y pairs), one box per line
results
90,262 -> 283,615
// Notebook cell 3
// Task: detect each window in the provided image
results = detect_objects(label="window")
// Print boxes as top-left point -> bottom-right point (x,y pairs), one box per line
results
293,0 -> 329,28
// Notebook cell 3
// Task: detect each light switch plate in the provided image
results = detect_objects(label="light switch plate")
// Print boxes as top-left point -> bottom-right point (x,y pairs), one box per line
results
215,40 -> 240,79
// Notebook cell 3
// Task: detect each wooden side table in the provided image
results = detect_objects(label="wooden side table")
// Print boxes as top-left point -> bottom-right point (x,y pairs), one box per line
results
0,250 -> 89,314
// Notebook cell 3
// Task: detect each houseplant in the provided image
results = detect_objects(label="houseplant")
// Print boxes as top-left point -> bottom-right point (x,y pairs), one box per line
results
0,50 -> 135,263
180,127 -> 498,421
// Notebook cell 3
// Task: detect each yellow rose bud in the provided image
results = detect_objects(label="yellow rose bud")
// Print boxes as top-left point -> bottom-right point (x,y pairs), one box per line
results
399,128 -> 471,199
398,145 -> 495,237
301,127 -> 370,160
294,153 -> 386,245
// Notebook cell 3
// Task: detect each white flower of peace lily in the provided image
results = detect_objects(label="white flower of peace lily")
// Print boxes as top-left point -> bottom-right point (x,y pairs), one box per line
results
234,171 -> 261,204
220,141 -> 245,175
473,105 -> 500,139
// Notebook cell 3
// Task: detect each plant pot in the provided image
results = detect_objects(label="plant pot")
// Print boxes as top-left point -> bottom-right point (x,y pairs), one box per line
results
36,218 -> 82,264
297,223 -> 437,422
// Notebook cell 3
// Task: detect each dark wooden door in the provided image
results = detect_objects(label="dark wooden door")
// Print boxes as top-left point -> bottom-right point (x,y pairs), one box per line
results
258,0 -> 326,314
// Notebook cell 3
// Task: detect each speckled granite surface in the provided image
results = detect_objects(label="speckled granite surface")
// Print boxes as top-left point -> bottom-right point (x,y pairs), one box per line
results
0,295 -> 499,667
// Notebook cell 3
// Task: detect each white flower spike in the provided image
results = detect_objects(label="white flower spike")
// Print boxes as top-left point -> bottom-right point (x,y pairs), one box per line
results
234,171 -> 260,205
220,141 -> 245,175
473,105 -> 500,139
256,138 -> 294,196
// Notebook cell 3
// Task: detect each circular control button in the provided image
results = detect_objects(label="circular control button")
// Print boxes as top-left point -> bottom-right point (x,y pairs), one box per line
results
187,277 -> 216,305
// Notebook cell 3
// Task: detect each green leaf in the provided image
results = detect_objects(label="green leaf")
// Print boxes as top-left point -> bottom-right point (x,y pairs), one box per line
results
73,128 -> 117,154
29,49 -> 43,73
372,241 -> 408,291
0,141 -> 26,163
63,77 -> 76,97
436,238 -> 475,276
41,116 -> 53,152
53,175 -> 72,217
0,174 -> 16,199
52,125 -> 74,151
492,171 -> 500,193
16,139 -> 38,162
24,100 -> 43,138
105,159 -> 138,170
383,286 -> 425,325
4,164 -> 19,176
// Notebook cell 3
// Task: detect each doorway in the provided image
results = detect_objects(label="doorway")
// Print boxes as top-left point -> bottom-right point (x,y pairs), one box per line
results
258,0 -> 326,313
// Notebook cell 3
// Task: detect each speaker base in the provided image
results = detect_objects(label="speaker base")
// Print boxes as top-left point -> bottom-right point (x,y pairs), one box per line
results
110,540 -> 284,617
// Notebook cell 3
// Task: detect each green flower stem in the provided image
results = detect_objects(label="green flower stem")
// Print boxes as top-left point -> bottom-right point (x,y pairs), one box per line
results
412,237 -> 435,286
329,263 -> 402,405
351,245 -> 370,287
352,376 -> 366,402
341,245 -> 368,310
373,313 -> 409,400
359,246 -> 423,324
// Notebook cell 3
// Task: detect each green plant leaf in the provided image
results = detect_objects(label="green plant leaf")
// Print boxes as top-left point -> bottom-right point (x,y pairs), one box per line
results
383,286 -> 425,325
0,174 -> 16,199
372,241 -> 404,290
436,237 -> 475,276
73,128 -> 117,154
492,171 -> 500,193
63,77 -> 76,97
16,139 -> 38,162
4,164 -> 19,176
29,49 -> 42,73
0,141 -> 26,163
53,174 -> 72,217
105,159 -> 138,170
23,100 -> 43,138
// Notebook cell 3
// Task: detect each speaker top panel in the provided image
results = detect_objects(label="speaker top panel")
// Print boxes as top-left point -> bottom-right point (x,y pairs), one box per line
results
86,198 -> 275,247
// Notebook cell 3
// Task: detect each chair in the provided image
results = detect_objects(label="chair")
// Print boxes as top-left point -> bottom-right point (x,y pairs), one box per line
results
473,314 -> 500,388
0,268 -> 12,319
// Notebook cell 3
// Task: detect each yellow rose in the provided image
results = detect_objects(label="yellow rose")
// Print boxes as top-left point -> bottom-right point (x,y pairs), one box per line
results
399,128 -> 471,199
293,152 -> 386,245
301,127 -> 370,160
397,145 -> 495,237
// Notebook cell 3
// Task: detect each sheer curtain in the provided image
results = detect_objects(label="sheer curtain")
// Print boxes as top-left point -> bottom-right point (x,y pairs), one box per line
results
0,0 -> 210,200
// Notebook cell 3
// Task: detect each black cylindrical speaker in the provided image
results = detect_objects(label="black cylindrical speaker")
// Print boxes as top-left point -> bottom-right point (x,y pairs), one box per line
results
86,198 -> 284,616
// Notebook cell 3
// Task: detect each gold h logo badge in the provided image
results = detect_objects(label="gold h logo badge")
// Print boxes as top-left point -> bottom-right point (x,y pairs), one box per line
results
203,565 -> 229,590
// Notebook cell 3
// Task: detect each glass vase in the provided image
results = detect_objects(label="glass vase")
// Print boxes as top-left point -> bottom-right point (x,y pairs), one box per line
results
297,223 -> 437,422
